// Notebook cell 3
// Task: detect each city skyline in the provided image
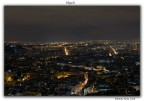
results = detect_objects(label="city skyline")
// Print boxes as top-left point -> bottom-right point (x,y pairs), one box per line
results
5,6 -> 140,42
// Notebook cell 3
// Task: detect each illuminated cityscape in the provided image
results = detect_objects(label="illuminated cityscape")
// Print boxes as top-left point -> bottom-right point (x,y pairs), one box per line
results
4,40 -> 140,96
4,6 -> 140,96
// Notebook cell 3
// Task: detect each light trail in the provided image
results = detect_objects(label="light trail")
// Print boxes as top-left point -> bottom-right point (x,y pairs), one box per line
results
56,72 -> 75,79
57,63 -> 108,71
64,47 -> 69,56
72,73 -> 88,95
110,46 -> 118,55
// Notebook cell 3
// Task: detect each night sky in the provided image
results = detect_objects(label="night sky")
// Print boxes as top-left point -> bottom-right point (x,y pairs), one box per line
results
4,6 -> 140,42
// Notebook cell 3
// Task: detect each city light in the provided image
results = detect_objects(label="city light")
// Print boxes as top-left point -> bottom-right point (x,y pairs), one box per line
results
4,40 -> 140,96
64,47 -> 69,56
7,76 -> 13,82
110,46 -> 118,55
